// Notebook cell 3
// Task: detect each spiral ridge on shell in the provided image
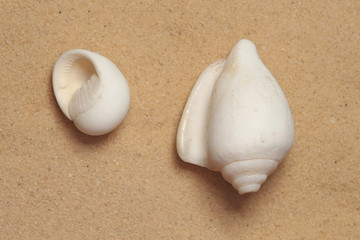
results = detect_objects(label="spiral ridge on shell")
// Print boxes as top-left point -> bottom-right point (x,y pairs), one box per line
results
221,159 -> 279,194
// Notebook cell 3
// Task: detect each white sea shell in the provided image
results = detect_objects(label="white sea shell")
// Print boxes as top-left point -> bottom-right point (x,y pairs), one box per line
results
177,39 -> 294,194
53,49 -> 130,136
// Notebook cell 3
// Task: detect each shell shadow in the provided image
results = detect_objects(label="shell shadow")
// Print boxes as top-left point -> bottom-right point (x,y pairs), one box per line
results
171,105 -> 254,212
172,140 -> 254,212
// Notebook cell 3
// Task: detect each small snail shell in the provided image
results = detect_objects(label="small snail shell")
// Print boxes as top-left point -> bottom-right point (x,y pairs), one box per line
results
53,49 -> 130,136
177,39 -> 294,194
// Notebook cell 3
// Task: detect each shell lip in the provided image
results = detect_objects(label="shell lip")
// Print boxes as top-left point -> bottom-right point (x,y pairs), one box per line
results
176,59 -> 226,169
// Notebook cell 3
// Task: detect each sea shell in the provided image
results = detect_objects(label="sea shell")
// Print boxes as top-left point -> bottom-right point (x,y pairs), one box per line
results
177,39 -> 294,194
53,49 -> 130,136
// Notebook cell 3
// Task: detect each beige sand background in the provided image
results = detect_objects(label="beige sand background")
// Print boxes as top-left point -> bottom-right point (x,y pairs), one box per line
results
0,0 -> 359,239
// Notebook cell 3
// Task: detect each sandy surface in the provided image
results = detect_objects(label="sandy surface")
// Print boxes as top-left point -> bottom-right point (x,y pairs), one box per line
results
1,1 -> 359,239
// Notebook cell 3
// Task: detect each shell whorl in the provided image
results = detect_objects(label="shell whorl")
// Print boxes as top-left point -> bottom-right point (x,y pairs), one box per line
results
221,159 -> 279,194
68,73 -> 103,119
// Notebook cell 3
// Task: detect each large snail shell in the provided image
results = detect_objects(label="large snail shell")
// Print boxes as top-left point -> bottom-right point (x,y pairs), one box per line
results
53,49 -> 130,136
177,39 -> 294,194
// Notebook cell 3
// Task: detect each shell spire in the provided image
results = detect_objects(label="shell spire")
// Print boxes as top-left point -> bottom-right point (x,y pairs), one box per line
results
177,39 -> 294,194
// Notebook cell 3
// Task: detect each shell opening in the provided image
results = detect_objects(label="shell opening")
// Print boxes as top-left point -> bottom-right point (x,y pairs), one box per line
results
60,57 -> 98,98
54,56 -> 102,120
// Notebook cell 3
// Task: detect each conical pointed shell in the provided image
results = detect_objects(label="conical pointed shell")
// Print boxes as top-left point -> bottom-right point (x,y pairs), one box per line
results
176,39 -> 294,195
53,49 -> 130,136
